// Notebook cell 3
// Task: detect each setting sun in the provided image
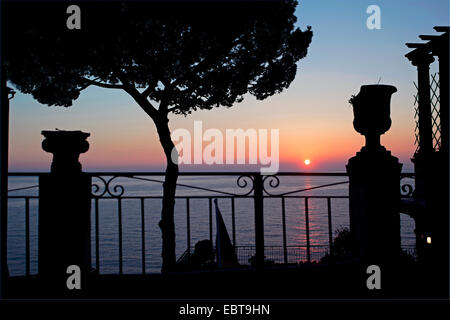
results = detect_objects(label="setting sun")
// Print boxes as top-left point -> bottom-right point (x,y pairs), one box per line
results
304,159 -> 311,165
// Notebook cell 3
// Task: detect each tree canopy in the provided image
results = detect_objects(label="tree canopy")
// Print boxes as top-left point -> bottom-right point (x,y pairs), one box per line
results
4,1 -> 312,117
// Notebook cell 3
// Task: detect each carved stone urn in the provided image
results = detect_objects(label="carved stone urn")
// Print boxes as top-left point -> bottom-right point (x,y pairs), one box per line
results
346,84 -> 402,265
349,84 -> 397,152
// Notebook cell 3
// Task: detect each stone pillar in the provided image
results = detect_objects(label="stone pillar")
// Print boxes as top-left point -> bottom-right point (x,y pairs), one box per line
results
408,52 -> 447,262
38,130 -> 91,294
346,85 -> 402,265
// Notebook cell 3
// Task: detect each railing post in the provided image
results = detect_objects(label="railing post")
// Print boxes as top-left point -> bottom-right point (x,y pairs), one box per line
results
95,198 -> 100,272
39,130 -> 91,296
253,173 -> 264,269
118,197 -> 123,275
208,197 -> 213,243
304,197 -> 311,263
186,198 -> 191,258
281,197 -> 288,264
140,198 -> 146,274
327,198 -> 334,257
25,198 -> 30,276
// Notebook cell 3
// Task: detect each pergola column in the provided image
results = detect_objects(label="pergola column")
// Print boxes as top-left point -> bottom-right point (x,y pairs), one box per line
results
410,53 -> 435,154
405,27 -> 449,296
437,49 -> 449,153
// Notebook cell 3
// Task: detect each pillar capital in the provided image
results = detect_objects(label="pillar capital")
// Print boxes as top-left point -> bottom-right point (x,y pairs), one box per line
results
409,52 -> 435,68
41,130 -> 90,174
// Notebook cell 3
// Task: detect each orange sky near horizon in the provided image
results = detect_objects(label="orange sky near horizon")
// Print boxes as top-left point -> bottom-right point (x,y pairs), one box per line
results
8,83 -> 417,172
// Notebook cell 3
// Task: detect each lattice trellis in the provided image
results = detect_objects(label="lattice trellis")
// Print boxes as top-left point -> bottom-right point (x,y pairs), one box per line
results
413,72 -> 441,153
430,73 -> 441,150
413,82 -> 420,152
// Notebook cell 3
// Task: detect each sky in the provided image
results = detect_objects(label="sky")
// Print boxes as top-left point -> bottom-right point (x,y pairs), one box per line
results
7,0 -> 449,172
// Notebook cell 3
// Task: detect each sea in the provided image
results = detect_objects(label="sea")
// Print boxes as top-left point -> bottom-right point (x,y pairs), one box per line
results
6,174 -> 416,276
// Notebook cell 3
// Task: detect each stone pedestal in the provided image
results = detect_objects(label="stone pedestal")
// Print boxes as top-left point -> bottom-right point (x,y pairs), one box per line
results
347,148 -> 402,264
38,130 -> 91,294
346,84 -> 402,265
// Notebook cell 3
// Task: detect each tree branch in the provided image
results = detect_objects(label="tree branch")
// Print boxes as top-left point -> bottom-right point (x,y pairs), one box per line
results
159,99 -> 169,114
167,105 -> 181,113
81,77 -> 124,89
141,85 -> 155,98
115,73 -> 159,120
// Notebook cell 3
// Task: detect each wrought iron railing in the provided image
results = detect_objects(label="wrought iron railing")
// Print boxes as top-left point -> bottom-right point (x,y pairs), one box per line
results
6,172 -> 416,276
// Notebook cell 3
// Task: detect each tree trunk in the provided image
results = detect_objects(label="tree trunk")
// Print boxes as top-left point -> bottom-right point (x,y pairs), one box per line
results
155,115 -> 179,273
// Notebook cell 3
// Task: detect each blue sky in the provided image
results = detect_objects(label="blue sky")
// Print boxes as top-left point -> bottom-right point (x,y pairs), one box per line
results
8,0 -> 449,171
